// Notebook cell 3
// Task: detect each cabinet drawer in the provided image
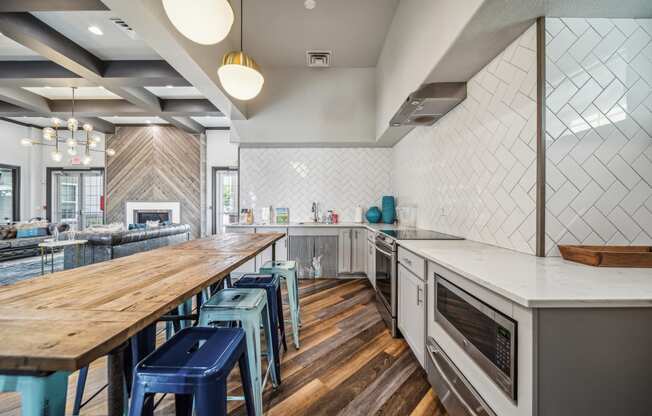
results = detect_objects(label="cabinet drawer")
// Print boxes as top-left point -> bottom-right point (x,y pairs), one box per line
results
367,229 -> 377,242
398,247 -> 425,281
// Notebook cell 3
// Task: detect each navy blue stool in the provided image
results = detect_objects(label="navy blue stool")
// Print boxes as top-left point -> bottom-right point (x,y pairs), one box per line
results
128,327 -> 255,416
234,273 -> 287,381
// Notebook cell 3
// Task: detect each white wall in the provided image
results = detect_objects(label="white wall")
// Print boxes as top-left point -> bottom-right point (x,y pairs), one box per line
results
392,24 -> 538,254
205,129 -> 238,234
375,0 -> 483,140
544,17 -> 652,255
240,147 -> 393,222
231,68 -> 377,145
0,119 -> 33,220
0,119 -> 106,221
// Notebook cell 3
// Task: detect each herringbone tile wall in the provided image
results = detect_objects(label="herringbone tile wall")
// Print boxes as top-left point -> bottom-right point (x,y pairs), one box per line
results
393,25 -> 538,254
240,148 -> 393,222
545,18 -> 652,255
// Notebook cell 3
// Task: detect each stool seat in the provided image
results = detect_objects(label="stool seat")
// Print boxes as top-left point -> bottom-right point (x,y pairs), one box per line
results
260,260 -> 296,271
138,327 -> 243,380
203,288 -> 266,310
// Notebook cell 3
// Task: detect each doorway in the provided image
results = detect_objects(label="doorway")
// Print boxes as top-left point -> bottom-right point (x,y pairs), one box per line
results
212,167 -> 239,234
0,164 -> 20,224
47,168 -> 105,230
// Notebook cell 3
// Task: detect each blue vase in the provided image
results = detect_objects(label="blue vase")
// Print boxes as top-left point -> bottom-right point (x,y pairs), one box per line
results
366,207 -> 382,223
381,196 -> 396,224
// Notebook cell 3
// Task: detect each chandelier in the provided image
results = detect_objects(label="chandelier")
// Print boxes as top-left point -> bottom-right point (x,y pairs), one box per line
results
20,87 -> 116,165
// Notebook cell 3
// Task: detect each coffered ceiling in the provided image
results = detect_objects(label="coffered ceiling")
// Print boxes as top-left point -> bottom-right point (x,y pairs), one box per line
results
0,1 -> 220,134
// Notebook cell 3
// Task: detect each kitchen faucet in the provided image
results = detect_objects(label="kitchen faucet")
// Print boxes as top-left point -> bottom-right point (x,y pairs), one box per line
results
311,202 -> 319,222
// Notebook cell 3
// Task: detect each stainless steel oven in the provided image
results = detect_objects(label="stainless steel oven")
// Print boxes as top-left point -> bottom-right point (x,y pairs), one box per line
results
375,233 -> 398,337
435,274 -> 517,401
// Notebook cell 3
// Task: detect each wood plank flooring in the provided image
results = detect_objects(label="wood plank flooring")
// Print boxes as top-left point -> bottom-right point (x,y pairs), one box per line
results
0,279 -> 448,416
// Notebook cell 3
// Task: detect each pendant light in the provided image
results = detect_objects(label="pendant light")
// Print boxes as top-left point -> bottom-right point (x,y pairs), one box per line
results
162,0 -> 234,45
218,0 -> 264,101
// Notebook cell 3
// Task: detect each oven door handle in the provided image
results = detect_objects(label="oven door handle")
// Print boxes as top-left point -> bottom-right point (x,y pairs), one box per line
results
375,247 -> 395,258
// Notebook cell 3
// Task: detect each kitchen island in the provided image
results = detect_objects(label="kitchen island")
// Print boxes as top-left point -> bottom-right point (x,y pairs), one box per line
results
398,239 -> 652,416
0,232 -> 284,416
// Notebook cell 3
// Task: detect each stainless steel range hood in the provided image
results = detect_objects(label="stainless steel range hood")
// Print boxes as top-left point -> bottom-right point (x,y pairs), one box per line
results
389,82 -> 467,127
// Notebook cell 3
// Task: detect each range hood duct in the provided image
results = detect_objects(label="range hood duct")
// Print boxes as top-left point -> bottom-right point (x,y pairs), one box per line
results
390,82 -> 467,127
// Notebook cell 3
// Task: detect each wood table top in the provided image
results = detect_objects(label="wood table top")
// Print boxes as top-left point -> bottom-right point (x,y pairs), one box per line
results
0,232 -> 284,372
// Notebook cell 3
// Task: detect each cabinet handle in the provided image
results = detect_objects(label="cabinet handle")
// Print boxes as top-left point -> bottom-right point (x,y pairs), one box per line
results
417,286 -> 423,305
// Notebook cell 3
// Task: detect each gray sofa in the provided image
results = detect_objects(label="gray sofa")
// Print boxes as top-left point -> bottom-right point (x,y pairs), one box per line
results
63,224 -> 191,269
0,236 -> 51,262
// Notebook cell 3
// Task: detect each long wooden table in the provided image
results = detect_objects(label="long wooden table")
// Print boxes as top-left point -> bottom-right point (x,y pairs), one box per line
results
0,232 -> 284,415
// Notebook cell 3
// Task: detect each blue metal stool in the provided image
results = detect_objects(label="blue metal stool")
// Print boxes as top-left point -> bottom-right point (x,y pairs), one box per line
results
259,260 -> 301,349
234,273 -> 287,381
0,371 -> 69,416
199,288 -> 278,416
128,327 -> 255,416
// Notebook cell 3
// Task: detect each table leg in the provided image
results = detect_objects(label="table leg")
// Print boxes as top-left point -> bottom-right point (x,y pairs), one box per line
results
107,344 -> 127,416
40,247 -> 44,276
51,249 -> 54,273
272,242 -> 276,262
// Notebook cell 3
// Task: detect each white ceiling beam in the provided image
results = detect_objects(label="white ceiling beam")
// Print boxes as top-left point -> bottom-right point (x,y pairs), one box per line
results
0,0 -> 108,12
0,87 -> 50,113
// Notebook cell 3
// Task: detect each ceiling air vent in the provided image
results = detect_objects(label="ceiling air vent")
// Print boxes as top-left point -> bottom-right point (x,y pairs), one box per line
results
306,51 -> 331,68
109,17 -> 139,40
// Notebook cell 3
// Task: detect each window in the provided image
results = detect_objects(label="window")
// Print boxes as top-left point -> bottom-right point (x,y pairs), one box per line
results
0,164 -> 20,224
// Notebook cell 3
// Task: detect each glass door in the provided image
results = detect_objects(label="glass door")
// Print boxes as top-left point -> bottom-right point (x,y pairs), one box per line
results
212,168 -> 238,234
50,169 -> 104,230
0,164 -> 19,224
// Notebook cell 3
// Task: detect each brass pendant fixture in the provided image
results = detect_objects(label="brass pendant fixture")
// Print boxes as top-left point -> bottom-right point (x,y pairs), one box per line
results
217,0 -> 264,101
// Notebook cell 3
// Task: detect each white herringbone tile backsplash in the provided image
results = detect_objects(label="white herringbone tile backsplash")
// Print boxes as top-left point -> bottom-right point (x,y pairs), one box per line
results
240,148 -> 393,222
393,25 -> 539,254
545,18 -> 652,255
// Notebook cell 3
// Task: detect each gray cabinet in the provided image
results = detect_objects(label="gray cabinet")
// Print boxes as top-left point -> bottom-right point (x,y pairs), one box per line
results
289,235 -> 338,278
352,229 -> 366,274
398,263 -> 425,366
338,228 -> 366,275
337,229 -> 352,274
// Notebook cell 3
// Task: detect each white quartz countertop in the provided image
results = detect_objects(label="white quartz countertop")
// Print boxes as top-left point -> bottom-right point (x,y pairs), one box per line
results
397,239 -> 652,309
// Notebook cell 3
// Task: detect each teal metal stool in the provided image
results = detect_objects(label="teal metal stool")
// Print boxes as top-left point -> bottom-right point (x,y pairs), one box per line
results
260,260 -> 301,349
0,371 -> 69,416
199,288 -> 278,416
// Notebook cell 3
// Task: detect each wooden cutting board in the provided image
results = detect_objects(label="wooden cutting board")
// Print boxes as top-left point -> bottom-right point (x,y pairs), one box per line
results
558,245 -> 652,267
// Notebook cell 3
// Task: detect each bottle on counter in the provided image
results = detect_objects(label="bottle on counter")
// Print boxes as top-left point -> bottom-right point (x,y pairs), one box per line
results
332,210 -> 339,224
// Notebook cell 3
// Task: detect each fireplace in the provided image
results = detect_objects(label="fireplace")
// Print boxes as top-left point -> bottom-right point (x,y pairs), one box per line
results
135,210 -> 172,224
125,202 -> 181,226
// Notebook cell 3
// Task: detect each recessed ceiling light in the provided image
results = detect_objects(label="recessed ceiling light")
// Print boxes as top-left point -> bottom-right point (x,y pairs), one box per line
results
166,85 -> 173,88
88,25 -> 103,36
44,86 -> 51,89
304,0 -> 316,10
146,120 -> 152,124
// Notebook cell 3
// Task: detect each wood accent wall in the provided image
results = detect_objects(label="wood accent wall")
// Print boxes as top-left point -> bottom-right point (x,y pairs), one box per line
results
106,126 -> 202,238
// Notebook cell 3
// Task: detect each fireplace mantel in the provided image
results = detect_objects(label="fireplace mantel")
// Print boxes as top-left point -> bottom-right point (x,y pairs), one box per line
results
125,202 -> 181,225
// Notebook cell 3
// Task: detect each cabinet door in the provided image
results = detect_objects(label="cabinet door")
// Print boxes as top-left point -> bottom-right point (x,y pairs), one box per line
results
367,240 -> 376,288
398,265 -> 425,366
337,229 -> 352,274
289,236 -> 314,279
314,236 -> 338,278
351,229 -> 367,273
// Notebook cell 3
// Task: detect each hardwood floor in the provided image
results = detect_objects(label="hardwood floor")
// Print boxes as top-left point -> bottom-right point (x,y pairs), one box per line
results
0,279 -> 448,416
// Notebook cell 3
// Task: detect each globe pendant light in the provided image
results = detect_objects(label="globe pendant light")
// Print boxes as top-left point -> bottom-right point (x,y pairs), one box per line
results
162,0 -> 234,45
218,0 -> 263,101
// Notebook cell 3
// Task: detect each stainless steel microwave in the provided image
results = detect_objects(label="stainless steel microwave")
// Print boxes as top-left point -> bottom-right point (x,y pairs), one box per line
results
434,274 -> 517,401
